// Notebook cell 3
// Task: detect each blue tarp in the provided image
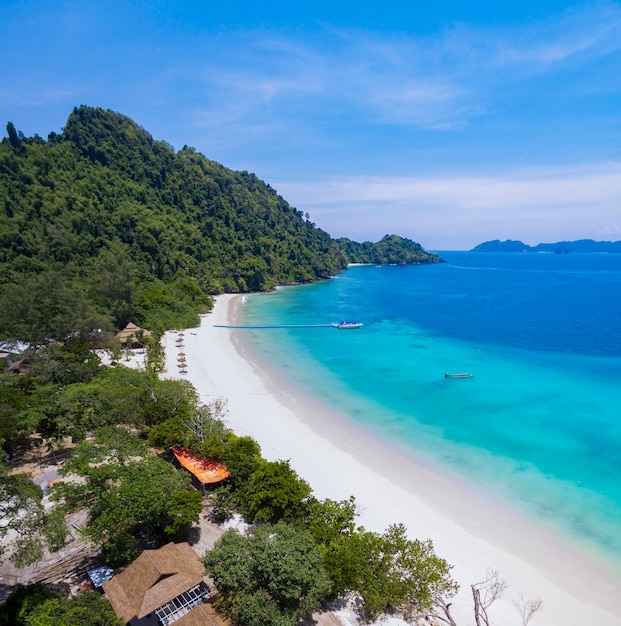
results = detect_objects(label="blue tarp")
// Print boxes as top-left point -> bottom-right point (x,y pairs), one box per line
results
87,566 -> 114,587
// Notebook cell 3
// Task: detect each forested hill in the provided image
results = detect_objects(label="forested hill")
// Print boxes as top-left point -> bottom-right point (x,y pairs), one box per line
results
0,106 -> 439,341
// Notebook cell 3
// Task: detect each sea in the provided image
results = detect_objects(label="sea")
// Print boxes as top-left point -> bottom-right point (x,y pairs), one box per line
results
237,251 -> 621,572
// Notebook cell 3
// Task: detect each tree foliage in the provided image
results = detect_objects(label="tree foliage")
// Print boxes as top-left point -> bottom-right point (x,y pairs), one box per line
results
22,590 -> 123,626
52,426 -> 200,564
235,459 -> 312,523
0,466 -> 68,567
203,522 -> 331,626
1,107 -> 440,342
0,583 -> 54,626
323,523 -> 458,616
337,234 -> 443,265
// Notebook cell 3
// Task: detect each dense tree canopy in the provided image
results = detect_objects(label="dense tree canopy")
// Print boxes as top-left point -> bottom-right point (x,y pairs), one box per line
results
323,522 -> 458,615
52,426 -> 202,565
0,585 -> 123,626
0,107 -> 441,340
235,459 -> 312,523
204,522 -> 331,626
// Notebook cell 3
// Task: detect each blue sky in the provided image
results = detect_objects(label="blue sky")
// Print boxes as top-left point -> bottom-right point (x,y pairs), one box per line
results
2,1 -> 621,249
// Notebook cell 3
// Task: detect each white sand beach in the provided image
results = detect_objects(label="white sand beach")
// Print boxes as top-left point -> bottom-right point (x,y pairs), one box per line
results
162,294 -> 621,626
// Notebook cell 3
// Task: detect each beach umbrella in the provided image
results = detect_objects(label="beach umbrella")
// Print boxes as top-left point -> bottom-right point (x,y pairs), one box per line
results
178,352 -> 186,357
178,361 -> 188,368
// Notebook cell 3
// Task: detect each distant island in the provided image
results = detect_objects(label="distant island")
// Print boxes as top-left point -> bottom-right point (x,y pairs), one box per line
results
471,239 -> 621,254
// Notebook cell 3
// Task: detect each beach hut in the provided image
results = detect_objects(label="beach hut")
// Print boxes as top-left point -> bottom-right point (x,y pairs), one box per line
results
6,357 -> 31,375
102,542 -> 212,624
115,322 -> 151,349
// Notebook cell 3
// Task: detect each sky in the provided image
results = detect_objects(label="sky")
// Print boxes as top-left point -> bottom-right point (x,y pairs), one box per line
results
2,1 -> 621,250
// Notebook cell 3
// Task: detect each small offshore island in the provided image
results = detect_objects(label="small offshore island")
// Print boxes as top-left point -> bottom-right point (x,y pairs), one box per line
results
472,238 -> 621,253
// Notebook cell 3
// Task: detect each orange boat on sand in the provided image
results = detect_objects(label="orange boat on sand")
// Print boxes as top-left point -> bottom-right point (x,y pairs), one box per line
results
172,447 -> 231,484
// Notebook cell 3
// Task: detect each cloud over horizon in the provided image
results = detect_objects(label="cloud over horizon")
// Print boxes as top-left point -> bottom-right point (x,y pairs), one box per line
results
275,162 -> 621,249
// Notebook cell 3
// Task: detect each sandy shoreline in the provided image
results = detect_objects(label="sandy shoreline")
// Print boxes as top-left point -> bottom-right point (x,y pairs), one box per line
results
163,293 -> 621,626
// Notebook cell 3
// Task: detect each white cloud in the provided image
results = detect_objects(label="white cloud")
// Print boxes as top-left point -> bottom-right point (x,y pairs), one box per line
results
274,162 -> 621,249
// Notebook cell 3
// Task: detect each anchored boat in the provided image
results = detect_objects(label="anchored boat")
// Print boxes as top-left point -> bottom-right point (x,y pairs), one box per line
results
333,321 -> 364,329
444,373 -> 476,379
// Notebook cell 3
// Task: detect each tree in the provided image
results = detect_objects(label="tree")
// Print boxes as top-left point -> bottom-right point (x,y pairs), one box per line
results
0,583 -> 54,626
6,121 -> 24,154
24,591 -> 123,626
163,489 -> 203,537
203,522 -> 331,626
52,426 -> 196,564
0,272 -> 112,345
299,495 -> 357,549
53,367 -> 196,438
432,569 -> 543,626
184,397 -> 229,448
514,593 -> 543,626
472,570 -> 506,626
236,459 -> 312,523
325,523 -> 458,616
95,244 -> 136,329
0,375 -> 44,453
0,466 -> 68,567
29,340 -> 102,386
219,434 -> 262,485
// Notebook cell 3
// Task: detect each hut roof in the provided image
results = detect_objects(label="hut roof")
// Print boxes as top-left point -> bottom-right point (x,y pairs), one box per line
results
174,604 -> 221,626
6,358 -> 31,375
102,542 -> 204,622
114,322 -> 152,345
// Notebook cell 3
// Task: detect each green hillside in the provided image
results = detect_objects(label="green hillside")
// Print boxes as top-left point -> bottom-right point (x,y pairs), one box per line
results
0,106 -> 440,341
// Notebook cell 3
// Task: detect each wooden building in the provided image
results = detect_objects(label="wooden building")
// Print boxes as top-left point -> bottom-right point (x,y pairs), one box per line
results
102,542 -> 214,626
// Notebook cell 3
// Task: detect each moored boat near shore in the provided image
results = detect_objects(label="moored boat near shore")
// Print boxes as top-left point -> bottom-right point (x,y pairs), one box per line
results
334,321 -> 364,329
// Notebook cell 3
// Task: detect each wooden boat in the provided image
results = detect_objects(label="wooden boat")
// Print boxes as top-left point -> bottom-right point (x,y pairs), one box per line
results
444,373 -> 476,379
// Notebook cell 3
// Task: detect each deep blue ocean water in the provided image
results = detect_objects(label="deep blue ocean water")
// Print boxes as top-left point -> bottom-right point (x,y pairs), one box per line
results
238,252 -> 621,569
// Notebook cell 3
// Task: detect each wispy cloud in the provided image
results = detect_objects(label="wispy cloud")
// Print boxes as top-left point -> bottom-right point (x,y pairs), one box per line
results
484,3 -> 621,70
184,2 -> 621,138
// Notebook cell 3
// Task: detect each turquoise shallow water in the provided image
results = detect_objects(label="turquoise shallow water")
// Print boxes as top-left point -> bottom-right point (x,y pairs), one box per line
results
238,252 -> 621,571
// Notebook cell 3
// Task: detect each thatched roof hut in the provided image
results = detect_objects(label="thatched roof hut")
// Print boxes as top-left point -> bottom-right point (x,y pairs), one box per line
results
115,322 -> 152,349
102,542 -> 210,624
